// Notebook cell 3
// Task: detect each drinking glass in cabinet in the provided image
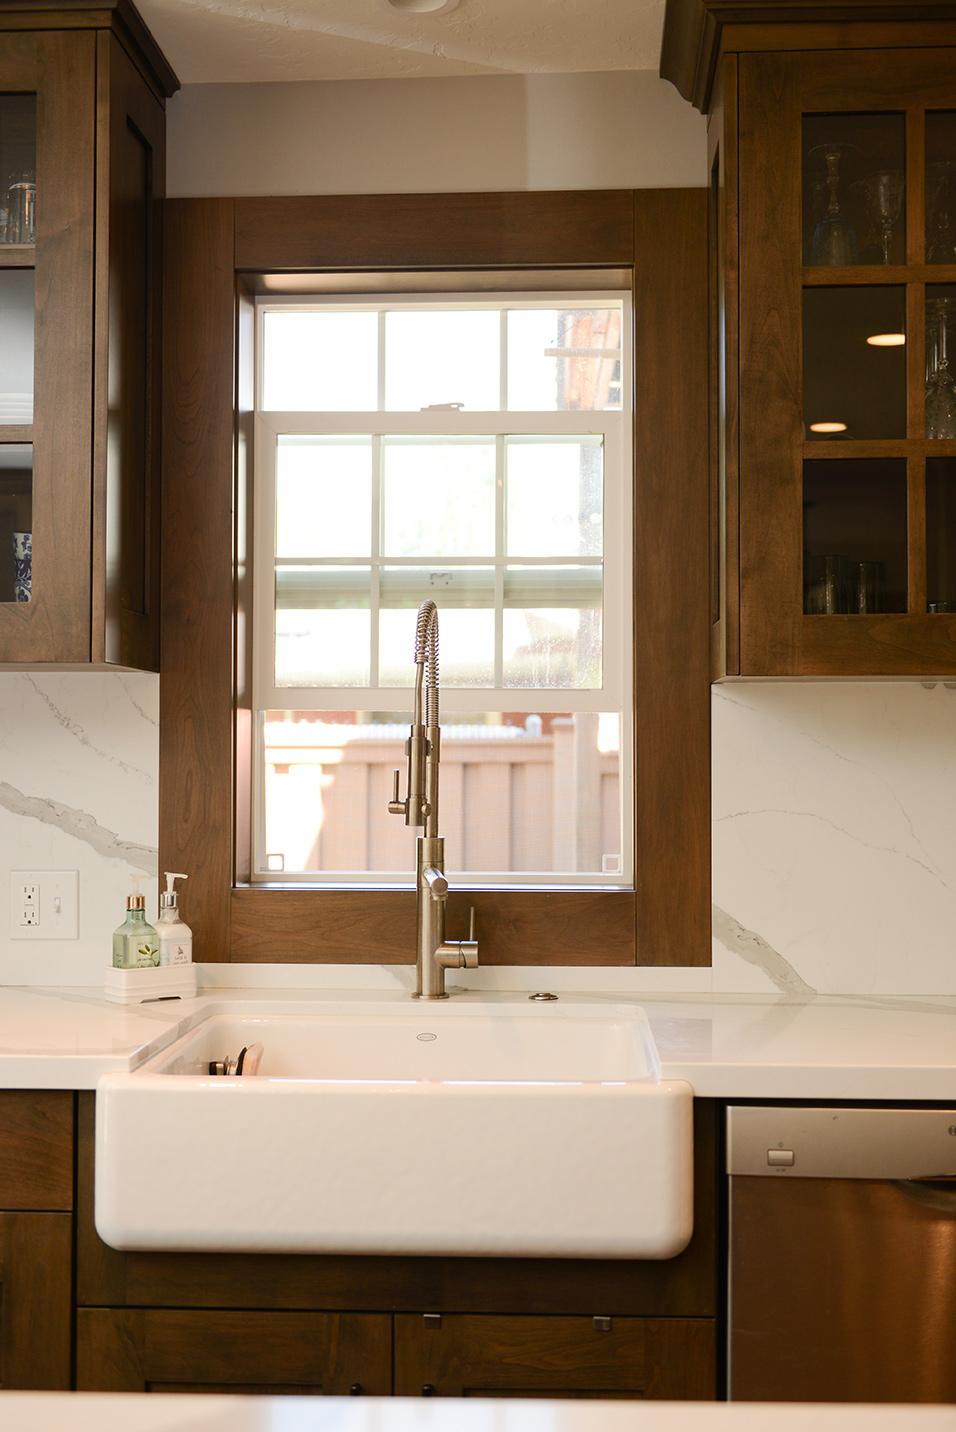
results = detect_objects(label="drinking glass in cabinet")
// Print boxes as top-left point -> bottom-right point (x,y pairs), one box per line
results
0,96 -> 36,245
802,114 -> 905,266
926,114 -> 956,264
0,445 -> 32,604
803,287 -> 906,440
926,459 -> 956,613
803,459 -> 907,614
926,287 -> 956,440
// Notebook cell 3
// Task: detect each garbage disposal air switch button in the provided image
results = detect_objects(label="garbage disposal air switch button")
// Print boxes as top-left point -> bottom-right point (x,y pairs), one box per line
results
767,1149 -> 795,1168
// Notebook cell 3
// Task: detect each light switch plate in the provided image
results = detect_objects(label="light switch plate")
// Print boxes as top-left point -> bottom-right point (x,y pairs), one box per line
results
9,870 -> 79,940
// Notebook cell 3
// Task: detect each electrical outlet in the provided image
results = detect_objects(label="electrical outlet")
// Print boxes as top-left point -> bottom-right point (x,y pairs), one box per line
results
9,871 -> 79,940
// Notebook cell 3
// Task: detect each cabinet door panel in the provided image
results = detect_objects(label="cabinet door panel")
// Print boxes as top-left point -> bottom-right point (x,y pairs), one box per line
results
394,1314 -> 715,1399
737,45 -> 956,676
92,33 -> 164,670
0,1091 -> 73,1210
0,31 -> 94,663
77,1309 -> 391,1395
0,1212 -> 71,1389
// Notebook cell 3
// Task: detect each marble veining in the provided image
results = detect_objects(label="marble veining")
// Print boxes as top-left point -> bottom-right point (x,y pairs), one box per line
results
0,673 -> 159,985
24,676 -> 153,781
713,683 -> 956,996
712,906 -> 816,996
0,782 -> 157,874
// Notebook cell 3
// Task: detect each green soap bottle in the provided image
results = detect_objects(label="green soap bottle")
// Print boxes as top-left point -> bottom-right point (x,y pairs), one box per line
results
112,877 -> 160,969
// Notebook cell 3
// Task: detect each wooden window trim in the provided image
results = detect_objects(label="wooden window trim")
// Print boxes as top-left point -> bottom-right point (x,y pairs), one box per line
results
160,189 -> 710,967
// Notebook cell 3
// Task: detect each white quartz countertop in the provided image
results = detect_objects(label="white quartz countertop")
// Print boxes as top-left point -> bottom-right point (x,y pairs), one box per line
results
0,983 -> 954,1099
1,1395 -> 955,1432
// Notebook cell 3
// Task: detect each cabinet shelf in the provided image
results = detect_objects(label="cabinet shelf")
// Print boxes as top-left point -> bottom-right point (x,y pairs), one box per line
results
0,244 -> 35,269
803,439 -> 956,458
802,264 -> 956,285
0,425 -> 32,445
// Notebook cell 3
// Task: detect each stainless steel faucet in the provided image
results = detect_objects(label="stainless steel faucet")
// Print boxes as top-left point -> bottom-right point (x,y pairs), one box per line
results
386,599 -> 479,998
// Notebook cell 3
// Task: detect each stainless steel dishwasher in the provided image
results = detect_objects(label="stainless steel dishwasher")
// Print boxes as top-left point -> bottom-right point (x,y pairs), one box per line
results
728,1105 -> 956,1403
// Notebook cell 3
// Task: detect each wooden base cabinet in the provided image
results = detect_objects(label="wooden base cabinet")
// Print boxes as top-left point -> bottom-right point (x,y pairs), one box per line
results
76,1310 -> 391,1396
394,1314 -> 716,1400
0,1213 -> 71,1390
72,1095 -> 718,1400
0,1092 -> 73,1390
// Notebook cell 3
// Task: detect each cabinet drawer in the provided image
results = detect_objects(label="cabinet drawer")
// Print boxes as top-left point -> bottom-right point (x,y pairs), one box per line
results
0,1092 -> 72,1210
395,1313 -> 716,1399
76,1309 -> 391,1395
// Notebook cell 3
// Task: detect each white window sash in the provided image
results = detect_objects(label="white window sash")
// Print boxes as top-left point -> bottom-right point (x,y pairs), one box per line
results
251,292 -> 633,887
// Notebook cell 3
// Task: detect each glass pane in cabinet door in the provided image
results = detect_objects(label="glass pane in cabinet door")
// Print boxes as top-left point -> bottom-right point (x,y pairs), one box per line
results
0,444 -> 32,603
0,270 -> 34,424
804,287 -> 905,440
0,96 -> 36,246
803,459 -> 906,614
803,114 -> 905,266
926,114 -> 956,264
926,459 -> 956,613
925,286 -> 956,439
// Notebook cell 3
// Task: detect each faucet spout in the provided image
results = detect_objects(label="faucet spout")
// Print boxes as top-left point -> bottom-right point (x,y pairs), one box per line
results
385,600 -> 479,998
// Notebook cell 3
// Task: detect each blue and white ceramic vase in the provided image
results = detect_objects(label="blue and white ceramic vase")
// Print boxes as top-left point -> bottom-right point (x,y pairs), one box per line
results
12,531 -> 31,603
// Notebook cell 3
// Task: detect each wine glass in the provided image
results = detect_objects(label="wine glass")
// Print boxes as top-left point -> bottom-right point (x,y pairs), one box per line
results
859,169 -> 904,264
926,297 -> 956,439
927,161 -> 956,264
809,144 -> 860,265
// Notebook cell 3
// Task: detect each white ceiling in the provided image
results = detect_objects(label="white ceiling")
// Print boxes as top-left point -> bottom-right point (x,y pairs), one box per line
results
138,0 -> 666,86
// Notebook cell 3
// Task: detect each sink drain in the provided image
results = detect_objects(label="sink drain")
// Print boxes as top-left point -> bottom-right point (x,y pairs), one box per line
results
416,1032 -> 438,1042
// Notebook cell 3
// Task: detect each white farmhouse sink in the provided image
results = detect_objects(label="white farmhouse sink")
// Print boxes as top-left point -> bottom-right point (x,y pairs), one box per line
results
96,1000 -> 693,1259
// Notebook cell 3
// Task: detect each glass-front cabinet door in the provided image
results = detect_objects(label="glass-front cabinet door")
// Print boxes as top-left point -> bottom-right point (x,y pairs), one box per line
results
738,47 -> 956,675
0,33 -> 95,662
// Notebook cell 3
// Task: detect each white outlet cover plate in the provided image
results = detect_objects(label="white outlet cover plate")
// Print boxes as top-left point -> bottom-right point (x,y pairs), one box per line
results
9,870 -> 79,940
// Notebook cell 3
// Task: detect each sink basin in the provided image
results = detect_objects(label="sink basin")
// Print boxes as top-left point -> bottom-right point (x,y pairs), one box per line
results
96,999 -> 693,1259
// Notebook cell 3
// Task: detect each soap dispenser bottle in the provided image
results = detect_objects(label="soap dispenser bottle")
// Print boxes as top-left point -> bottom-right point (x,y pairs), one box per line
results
112,877 -> 160,969
157,872 -> 192,967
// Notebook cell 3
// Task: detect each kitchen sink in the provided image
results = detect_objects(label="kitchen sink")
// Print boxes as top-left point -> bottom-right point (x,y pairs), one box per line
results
95,998 -> 693,1259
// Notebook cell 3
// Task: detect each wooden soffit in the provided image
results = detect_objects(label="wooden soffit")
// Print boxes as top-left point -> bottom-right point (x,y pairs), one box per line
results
660,0 -> 956,111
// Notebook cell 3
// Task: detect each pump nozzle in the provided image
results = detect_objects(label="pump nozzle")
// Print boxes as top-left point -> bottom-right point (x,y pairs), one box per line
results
161,872 -> 188,910
126,874 -> 146,911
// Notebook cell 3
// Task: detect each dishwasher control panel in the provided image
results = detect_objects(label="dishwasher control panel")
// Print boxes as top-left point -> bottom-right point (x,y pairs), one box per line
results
727,1105 -> 956,1179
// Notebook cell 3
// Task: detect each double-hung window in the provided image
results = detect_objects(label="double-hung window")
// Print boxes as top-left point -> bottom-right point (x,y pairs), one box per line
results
253,292 -> 632,888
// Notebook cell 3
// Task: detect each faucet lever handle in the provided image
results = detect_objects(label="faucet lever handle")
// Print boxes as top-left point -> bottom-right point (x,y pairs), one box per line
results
468,906 -> 477,941
387,768 -> 406,816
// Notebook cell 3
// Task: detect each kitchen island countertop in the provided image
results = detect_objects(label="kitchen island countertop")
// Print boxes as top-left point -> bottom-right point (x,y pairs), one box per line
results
1,1393 -> 955,1431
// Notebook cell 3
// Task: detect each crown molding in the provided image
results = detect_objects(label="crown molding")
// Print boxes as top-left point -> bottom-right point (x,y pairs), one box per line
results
660,0 -> 956,111
0,0 -> 179,98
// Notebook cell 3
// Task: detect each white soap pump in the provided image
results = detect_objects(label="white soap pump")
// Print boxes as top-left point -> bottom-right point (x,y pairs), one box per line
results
157,872 -> 192,967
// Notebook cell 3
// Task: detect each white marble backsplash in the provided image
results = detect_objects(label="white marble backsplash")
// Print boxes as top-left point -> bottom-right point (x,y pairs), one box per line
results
0,673 -> 953,994
0,673 -> 158,985
713,682 -> 956,996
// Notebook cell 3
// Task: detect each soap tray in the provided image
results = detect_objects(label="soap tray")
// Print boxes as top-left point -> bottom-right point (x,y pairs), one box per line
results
104,965 -> 198,1005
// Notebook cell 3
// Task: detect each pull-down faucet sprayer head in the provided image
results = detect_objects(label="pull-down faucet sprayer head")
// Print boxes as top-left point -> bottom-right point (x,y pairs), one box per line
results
387,601 -> 441,829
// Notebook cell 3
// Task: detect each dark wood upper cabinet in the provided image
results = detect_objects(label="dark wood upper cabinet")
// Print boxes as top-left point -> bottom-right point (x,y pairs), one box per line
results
0,2 -> 177,668
666,2 -> 956,675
